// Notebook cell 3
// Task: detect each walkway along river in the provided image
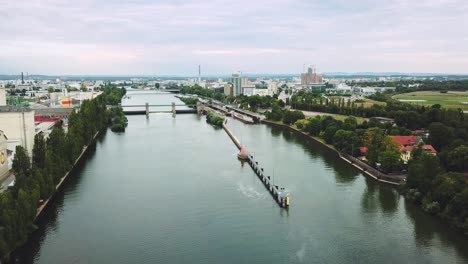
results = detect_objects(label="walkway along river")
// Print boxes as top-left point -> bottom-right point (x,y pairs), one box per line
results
9,92 -> 468,264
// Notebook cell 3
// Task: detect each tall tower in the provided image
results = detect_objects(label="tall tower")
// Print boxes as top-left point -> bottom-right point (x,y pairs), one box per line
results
198,65 -> 201,83
21,72 -> 24,84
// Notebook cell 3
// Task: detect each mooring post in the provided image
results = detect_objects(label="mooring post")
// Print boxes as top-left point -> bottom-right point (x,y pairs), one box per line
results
145,102 -> 149,117
172,102 -> 176,118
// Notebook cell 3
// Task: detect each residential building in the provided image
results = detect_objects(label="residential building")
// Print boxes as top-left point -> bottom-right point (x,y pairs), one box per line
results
390,136 -> 436,164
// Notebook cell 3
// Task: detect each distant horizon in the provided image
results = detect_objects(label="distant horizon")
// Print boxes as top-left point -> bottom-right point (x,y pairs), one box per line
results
1,1 -> 467,74
1,71 -> 468,79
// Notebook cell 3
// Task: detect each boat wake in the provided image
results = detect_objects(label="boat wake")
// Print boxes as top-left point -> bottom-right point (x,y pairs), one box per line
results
237,182 -> 265,200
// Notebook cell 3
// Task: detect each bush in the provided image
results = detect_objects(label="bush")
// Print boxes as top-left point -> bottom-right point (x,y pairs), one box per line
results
423,200 -> 441,215
206,112 -> 224,127
294,119 -> 308,130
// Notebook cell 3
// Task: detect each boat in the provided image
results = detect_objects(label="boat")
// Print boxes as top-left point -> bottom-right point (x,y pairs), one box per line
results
233,112 -> 254,124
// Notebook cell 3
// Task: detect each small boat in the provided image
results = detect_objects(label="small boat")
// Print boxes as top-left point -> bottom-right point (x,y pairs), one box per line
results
233,112 -> 254,124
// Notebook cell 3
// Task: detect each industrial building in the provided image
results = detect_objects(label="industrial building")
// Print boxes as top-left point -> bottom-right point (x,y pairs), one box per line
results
301,66 -> 323,85
0,106 -> 35,156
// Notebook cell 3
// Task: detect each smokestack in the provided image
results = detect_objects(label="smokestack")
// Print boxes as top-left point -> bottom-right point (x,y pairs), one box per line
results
198,65 -> 201,83
21,72 -> 24,84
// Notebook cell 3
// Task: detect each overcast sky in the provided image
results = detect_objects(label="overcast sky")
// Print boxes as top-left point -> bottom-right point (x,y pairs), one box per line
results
1,0 -> 467,75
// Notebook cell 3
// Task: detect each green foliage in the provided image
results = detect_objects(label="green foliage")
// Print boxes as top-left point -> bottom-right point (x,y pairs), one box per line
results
32,133 -> 46,169
447,145 -> 468,172
282,110 -> 305,125
407,154 -> 443,194
305,117 -> 321,136
323,125 -> 338,144
428,122 -> 454,151
294,119 -> 308,130
206,112 -> 224,127
109,107 -> 128,132
0,84 -> 126,259
332,129 -> 358,153
179,97 -> 198,105
265,102 -> 284,121
379,150 -> 402,173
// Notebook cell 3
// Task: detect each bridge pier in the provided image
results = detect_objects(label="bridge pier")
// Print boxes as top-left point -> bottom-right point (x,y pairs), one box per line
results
172,102 -> 176,118
145,102 -> 149,117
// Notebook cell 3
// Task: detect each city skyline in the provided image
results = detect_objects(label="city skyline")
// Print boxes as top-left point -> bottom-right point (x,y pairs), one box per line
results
1,0 -> 468,75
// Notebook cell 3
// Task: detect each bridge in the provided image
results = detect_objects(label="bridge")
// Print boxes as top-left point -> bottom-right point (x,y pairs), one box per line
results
121,103 -> 197,115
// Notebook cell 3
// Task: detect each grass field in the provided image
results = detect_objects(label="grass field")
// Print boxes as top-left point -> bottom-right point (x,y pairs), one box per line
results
301,110 -> 367,124
392,91 -> 468,111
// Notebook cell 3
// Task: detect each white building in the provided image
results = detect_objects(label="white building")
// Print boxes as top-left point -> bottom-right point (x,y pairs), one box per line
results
0,88 -> 6,106
0,130 -> 9,180
0,106 -> 35,156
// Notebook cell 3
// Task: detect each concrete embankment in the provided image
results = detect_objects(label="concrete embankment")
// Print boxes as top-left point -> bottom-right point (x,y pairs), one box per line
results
35,132 -> 100,220
261,120 -> 404,186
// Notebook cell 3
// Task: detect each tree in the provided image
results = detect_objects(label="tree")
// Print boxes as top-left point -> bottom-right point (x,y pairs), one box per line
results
407,154 -> 443,194
379,150 -> 402,172
332,129 -> 357,153
428,122 -> 454,151
323,125 -> 338,144
306,117 -> 321,136
364,128 -> 386,165
155,83 -> 160,89
12,146 -> 31,192
343,116 -> 357,131
80,83 -> 87,92
32,133 -> 46,169
447,145 -> 468,172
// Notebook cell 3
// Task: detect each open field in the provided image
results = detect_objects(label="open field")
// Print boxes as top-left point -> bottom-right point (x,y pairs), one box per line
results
327,96 -> 386,108
392,91 -> 468,111
358,98 -> 386,108
301,110 -> 368,124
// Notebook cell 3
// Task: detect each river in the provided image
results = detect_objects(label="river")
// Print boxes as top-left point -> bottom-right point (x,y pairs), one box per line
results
10,92 -> 468,263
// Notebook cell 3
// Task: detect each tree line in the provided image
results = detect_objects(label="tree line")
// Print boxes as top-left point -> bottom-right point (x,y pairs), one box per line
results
0,85 -> 126,260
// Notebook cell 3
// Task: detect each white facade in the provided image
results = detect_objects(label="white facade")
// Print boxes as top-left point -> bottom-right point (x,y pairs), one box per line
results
243,87 -> 255,96
0,107 -> 35,156
0,88 -> 6,106
0,130 -> 8,180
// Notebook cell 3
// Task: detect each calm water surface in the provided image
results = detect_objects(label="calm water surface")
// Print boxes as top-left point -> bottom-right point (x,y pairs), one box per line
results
10,92 -> 468,264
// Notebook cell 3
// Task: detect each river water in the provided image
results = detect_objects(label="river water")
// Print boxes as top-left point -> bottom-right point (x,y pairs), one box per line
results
10,92 -> 468,263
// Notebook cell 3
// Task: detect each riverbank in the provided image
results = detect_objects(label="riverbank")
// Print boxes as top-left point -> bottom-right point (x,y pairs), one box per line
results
261,119 -> 405,185
35,131 -> 100,220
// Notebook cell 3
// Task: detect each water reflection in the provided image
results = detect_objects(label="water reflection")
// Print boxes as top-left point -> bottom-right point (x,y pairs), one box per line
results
8,140 -> 99,264
270,127 -> 281,138
361,177 -> 398,215
266,126 -> 360,184
378,186 -> 399,214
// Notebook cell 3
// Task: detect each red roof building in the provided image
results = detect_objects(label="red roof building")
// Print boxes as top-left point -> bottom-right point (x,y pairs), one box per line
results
390,136 -> 436,164
390,136 -> 421,147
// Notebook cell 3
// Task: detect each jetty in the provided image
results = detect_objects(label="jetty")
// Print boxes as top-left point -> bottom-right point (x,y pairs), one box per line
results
222,120 -> 290,208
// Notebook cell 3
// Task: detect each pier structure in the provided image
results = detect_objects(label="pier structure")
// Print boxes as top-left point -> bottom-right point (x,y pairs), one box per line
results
222,120 -> 290,208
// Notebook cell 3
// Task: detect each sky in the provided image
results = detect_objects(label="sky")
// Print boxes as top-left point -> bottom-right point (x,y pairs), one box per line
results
0,0 -> 467,75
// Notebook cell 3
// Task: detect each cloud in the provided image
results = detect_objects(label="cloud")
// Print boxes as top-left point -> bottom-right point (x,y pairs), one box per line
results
0,0 -> 467,74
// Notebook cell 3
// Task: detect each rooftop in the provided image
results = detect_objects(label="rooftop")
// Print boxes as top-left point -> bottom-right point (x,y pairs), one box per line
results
0,105 -> 33,113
